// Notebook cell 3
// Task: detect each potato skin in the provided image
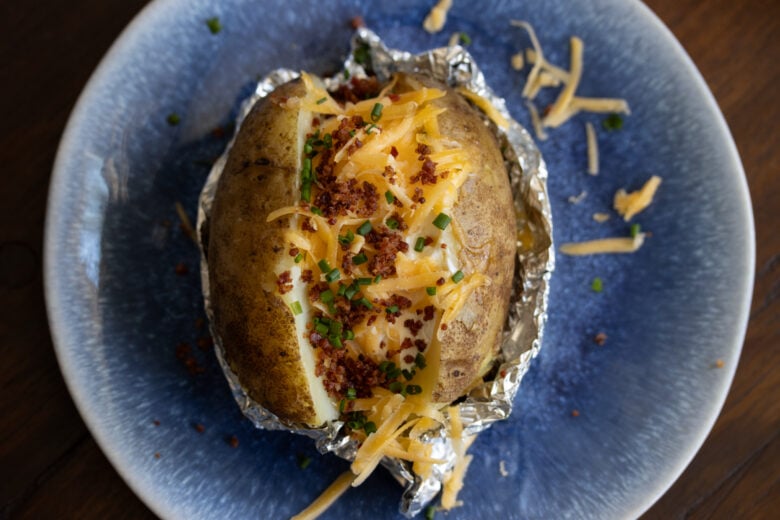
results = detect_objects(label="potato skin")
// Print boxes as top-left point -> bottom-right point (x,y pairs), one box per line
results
207,79 -> 323,426
397,75 -> 516,403
207,74 -> 515,424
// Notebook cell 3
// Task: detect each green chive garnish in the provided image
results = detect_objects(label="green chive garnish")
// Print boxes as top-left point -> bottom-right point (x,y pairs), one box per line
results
459,32 -> 472,45
363,421 -> 377,434
290,301 -> 303,315
343,69 -> 350,80
433,213 -> 451,230
320,290 -> 334,303
386,218 -> 399,230
315,322 -> 329,335
346,387 -> 357,400
352,253 -> 368,265
339,399 -> 346,413
323,133 -> 333,149
357,277 -> 372,285
406,384 -> 422,395
379,361 -> 391,373
389,381 -> 404,393
302,157 -> 312,180
298,455 -> 312,469
166,113 -> 181,126
358,297 -> 373,309
294,253 -> 303,263
365,123 -> 377,134
301,181 -> 311,202
426,286 -> 437,296
205,17 -> 222,34
338,230 -> 355,245
602,113 -> 624,131
357,220 -> 372,236
337,284 -> 347,296
386,305 -> 399,314
345,284 -> 359,300
349,130 -> 356,137
402,369 -> 415,381
317,259 -> 331,273
414,237 -> 426,252
310,206 -> 323,216
343,329 -> 355,340
425,505 -> 436,520
325,268 -> 341,282
630,223 -> 641,238
591,277 -> 603,293
385,191 -> 395,204
316,97 -> 327,105
330,335 -> 343,348
373,275 -> 382,284
304,141 -> 313,155
370,102 -> 384,122
452,270 -> 465,283
415,353 -> 427,369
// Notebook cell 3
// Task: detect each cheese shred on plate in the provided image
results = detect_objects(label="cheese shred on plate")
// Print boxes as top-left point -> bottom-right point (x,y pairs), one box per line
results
614,175 -> 663,221
423,0 -> 452,33
560,233 -> 646,256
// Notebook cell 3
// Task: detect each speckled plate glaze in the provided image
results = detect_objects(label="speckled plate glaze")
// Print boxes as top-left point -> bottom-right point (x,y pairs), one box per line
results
44,0 -> 754,518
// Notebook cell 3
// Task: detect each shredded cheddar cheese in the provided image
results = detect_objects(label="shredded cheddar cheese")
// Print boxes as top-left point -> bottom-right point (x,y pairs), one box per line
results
291,471 -> 356,520
585,122 -> 598,175
614,175 -> 662,221
423,0 -> 453,33
560,233 -> 646,255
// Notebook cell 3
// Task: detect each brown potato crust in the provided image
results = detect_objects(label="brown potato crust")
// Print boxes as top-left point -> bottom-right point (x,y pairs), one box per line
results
207,73 -> 515,425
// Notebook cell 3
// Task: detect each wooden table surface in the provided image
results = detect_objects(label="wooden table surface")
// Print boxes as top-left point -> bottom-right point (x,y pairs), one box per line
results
1,1 -> 777,518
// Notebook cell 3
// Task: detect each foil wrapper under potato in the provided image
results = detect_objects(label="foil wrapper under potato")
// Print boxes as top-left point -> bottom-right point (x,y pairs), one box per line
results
197,28 -> 554,517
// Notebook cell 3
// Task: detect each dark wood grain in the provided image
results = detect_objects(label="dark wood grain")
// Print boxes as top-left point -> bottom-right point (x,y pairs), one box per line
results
0,1 -> 777,518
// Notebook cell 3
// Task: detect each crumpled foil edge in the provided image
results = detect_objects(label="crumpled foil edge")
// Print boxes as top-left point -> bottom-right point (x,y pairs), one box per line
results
197,28 -> 554,518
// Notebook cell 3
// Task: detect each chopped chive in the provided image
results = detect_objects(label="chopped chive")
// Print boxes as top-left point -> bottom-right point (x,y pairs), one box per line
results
424,505 -> 436,520
373,275 -> 382,284
451,270 -> 465,283
310,206 -> 323,216
166,113 -> 181,126
329,335 -> 343,348
415,353 -> 427,369
352,253 -> 368,265
346,387 -> 357,400
433,213 -> 451,230
339,399 -> 346,413
317,259 -> 331,273
388,381 -> 404,393
459,32 -> 472,45
426,286 -> 437,296
386,218 -> 399,230
294,253 -> 303,263
205,17 -> 222,34
406,384 -> 422,395
315,322 -> 329,335
385,191 -> 395,204
602,113 -> 624,131
591,277 -> 603,293
298,455 -> 312,469
630,223 -> 641,238
316,97 -> 327,105
290,301 -> 303,315
363,421 -> 377,434
343,329 -> 355,340
325,268 -> 341,282
303,141 -> 313,155
370,102 -> 384,122
320,289 -> 334,303
414,237 -> 426,252
387,366 -> 402,379
356,277 -> 372,286
402,369 -> 415,381
386,305 -> 399,314
323,133 -> 333,148
300,181 -> 311,202
337,284 -> 347,296
358,297 -> 373,309
328,320 -> 343,336
344,284 -> 359,299
349,129 -> 356,137
353,44 -> 369,65
343,69 -> 350,80
365,123 -> 377,134
338,230 -> 355,245
379,361 -> 392,373
357,220 -> 372,236
301,157 -> 312,180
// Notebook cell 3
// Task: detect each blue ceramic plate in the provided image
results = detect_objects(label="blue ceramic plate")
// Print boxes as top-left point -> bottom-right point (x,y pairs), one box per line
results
45,0 -> 754,518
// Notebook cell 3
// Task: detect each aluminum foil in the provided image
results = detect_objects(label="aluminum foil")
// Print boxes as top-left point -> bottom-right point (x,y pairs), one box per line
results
197,28 -> 553,518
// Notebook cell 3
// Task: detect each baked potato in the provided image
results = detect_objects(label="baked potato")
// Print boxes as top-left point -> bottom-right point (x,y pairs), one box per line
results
206,72 -> 516,436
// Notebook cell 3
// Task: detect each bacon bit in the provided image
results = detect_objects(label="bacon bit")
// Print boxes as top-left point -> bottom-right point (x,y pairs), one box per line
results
312,117 -> 321,127
404,354 -> 415,364
347,138 -> 363,156
390,146 -> 399,158
228,435 -> 239,448
404,319 -> 424,337
366,227 -> 409,277
412,187 -> 426,204
301,269 -> 314,283
424,236 -> 434,246
314,336 -> 386,398
194,423 -> 205,433
414,339 -> 427,351
389,94 -> 401,103
289,247 -> 300,257
411,158 -> 438,185
175,262 -> 188,275
400,338 -> 414,351
276,271 -> 293,295
415,143 -> 432,159
341,252 -> 355,276
153,420 -> 160,426
211,126 -> 225,139
440,243 -> 447,249
302,218 -> 316,232
366,315 -> 377,326
436,277 -> 445,286
440,323 -> 448,331
154,452 -> 161,459
500,370 -> 507,378
423,305 -> 435,321
715,359 -> 725,368
196,336 -> 213,351
594,332 -> 607,346
333,78 -> 381,104
383,165 -> 397,184
350,16 -> 365,29
309,282 -> 330,302
571,409 -> 580,417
